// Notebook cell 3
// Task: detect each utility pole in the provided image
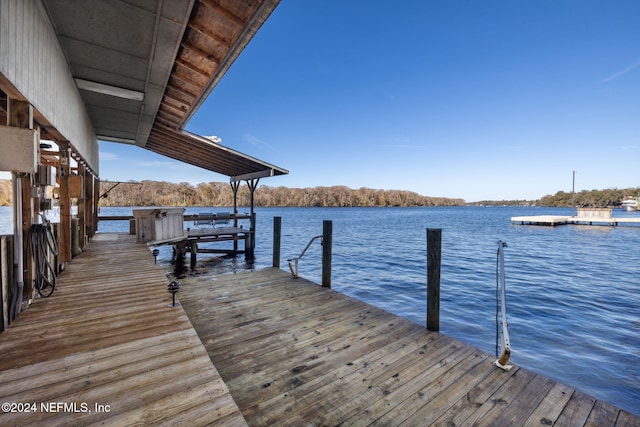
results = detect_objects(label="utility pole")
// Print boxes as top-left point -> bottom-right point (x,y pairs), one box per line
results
572,170 -> 577,216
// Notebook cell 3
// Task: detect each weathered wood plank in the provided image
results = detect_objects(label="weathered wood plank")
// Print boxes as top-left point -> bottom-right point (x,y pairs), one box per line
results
465,371 -> 538,425
555,390 -> 598,426
616,410 -> 640,427
585,399 -> 621,427
388,352 -> 494,425
338,346 -> 478,427
431,366 -> 522,426
247,328 -> 431,425
485,373 -> 556,426
522,382 -> 575,426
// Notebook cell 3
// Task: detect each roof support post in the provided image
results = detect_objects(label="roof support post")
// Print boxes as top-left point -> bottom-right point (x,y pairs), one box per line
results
245,178 -> 260,260
8,98 -> 34,316
58,141 -> 72,266
230,180 -> 240,253
84,168 -> 96,239
230,181 -> 240,220
93,178 -> 100,234
246,178 -> 260,217
77,162 -> 86,250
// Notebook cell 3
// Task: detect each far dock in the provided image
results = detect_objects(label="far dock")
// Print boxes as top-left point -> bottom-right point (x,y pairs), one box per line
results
512,207 -> 640,227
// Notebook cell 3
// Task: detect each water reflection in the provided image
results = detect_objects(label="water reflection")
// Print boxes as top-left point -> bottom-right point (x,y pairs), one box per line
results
168,249 -> 256,279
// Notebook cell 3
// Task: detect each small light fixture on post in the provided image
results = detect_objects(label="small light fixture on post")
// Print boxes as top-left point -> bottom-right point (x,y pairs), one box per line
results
167,280 -> 181,307
152,248 -> 159,264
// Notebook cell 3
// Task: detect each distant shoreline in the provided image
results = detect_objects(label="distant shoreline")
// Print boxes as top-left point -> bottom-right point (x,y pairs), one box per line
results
0,179 -> 637,208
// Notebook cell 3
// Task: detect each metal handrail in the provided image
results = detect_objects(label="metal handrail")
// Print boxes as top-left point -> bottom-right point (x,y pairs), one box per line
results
287,235 -> 323,278
494,240 -> 513,371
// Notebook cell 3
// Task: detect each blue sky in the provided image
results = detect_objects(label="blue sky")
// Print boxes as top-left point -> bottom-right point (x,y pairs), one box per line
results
99,1 -> 639,202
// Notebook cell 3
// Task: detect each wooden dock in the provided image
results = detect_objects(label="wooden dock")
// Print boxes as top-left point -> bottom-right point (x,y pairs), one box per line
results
512,215 -> 640,227
178,267 -> 640,426
1,234 -> 638,426
0,234 -> 247,426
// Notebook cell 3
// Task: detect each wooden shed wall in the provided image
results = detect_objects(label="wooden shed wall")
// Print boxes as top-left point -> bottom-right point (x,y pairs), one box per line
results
0,0 -> 99,173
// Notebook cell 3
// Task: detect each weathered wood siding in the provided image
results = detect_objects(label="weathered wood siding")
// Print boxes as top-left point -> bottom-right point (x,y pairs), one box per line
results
0,0 -> 98,172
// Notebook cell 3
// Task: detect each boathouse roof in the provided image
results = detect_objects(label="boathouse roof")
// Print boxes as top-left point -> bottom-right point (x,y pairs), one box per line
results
39,0 -> 287,181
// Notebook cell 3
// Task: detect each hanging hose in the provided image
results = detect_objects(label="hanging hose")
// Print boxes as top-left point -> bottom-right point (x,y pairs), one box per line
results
30,216 -> 59,297
494,240 -> 513,371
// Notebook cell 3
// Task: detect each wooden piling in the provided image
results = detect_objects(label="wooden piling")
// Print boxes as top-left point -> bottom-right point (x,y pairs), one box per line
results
427,228 -> 441,332
322,220 -> 332,288
246,212 -> 257,260
1,235 -> 13,331
58,140 -> 72,266
190,242 -> 197,270
273,216 -> 281,268
8,99 -> 34,309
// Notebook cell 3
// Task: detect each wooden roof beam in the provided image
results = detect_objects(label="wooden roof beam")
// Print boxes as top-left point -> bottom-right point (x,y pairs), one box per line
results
153,116 -> 181,130
188,19 -> 231,48
170,73 -> 203,94
175,56 -> 212,78
231,169 -> 278,182
200,0 -> 247,28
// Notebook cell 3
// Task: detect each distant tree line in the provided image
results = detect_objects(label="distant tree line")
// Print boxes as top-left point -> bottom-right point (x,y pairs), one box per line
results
538,188 -> 640,208
467,200 -> 537,207
0,179 -> 637,208
97,181 -> 465,207
0,180 -> 10,206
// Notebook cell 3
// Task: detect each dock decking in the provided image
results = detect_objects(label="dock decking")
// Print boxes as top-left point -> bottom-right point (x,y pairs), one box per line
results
1,234 -> 638,426
178,267 -> 640,426
0,234 -> 247,426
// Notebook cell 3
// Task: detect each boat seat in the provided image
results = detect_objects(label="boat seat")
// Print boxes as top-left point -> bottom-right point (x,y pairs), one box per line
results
214,212 -> 231,227
194,213 -> 214,227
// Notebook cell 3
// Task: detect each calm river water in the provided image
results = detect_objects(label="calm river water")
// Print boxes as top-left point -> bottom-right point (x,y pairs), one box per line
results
1,205 -> 639,415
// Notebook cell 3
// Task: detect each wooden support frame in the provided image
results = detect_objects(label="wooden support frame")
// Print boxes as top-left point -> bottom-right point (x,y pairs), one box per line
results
77,163 -> 86,251
7,98 -> 34,313
58,141 -> 72,266
245,178 -> 260,260
228,178 -> 261,259
230,180 -> 240,253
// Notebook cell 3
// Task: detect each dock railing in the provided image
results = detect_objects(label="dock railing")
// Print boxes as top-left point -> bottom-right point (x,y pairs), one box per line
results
276,218 -> 333,288
275,218 -> 441,327
287,235 -> 323,278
